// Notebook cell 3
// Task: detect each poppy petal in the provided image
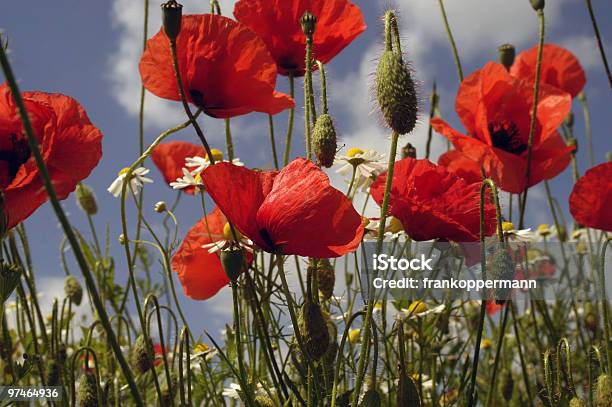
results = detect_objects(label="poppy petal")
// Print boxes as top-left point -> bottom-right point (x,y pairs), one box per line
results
151,141 -> 205,194
569,162 -> 612,232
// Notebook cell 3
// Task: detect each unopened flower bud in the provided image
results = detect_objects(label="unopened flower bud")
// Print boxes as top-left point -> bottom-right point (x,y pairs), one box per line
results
299,299 -> 330,361
0,263 -> 21,304
530,0 -> 545,11
309,258 -> 335,301
498,44 -> 516,71
161,0 -> 183,42
313,114 -> 338,168
488,244 -> 515,303
596,374 -> 612,407
154,201 -> 166,213
119,234 -> 127,245
131,335 -> 154,374
397,369 -> 421,406
45,360 -> 62,386
401,142 -> 416,159
300,11 -> 316,38
376,51 -> 418,135
500,371 -> 514,401
76,372 -> 98,407
360,389 -> 382,407
220,245 -> 245,282
64,275 -> 83,306
76,183 -> 98,216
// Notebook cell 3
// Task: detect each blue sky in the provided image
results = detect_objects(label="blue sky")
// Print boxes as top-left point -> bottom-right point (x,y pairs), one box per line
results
2,0 -> 611,333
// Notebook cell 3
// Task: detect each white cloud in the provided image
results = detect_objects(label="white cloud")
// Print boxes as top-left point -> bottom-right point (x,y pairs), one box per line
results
560,34 -> 601,70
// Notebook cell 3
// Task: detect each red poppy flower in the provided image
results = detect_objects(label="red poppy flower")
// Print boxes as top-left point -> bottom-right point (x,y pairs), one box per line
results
153,343 -> 168,367
569,162 -> 612,232
0,83 -> 103,229
511,44 -> 586,98
151,141 -> 205,194
172,207 -> 241,300
370,158 -> 496,242
437,150 -> 483,184
139,14 -> 294,118
201,158 -> 363,257
486,300 -> 504,316
431,62 -> 573,194
234,0 -> 366,76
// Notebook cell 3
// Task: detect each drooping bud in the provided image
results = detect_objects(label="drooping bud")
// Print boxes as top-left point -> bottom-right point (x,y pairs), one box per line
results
298,299 -> 330,360
76,372 -> 99,407
313,114 -> 338,168
530,0 -> 545,11
376,51 -> 418,135
154,201 -> 166,213
300,11 -> 316,38
488,244 -> 515,303
75,183 -> 98,216
130,335 -> 154,374
397,369 -> 421,406
596,374 -> 612,407
498,44 -> 516,71
64,275 -> 83,306
499,371 -> 514,401
0,263 -> 21,304
161,0 -> 183,42
309,258 -> 335,301
401,142 -> 417,159
220,245 -> 245,282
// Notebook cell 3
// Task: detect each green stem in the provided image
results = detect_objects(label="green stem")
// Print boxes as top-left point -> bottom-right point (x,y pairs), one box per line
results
425,80 -> 438,159
599,238 -> 612,373
437,0 -> 464,82
584,0 -> 612,90
232,283 -> 255,406
225,118 -> 234,161
519,9 -> 545,229
578,92 -> 594,167
305,36 -> 314,161
268,115 -> 279,169
0,43 -> 144,406
283,75 -> 295,165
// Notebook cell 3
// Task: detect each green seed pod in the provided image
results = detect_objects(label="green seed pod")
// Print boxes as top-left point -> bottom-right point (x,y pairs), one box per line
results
130,335 -> 154,374
359,389 -> 382,407
220,245 -> 245,282
300,11 -> 316,37
313,114 -> 338,168
488,244 -> 515,303
75,183 -> 98,216
530,0 -> 545,11
0,263 -> 21,304
311,258 -> 335,301
255,395 -> 275,407
596,374 -> 612,407
64,275 -> 83,306
376,51 -> 418,135
397,370 -> 421,406
401,142 -> 417,159
161,0 -> 183,41
498,44 -> 516,71
570,397 -> 587,407
298,300 -> 330,361
45,359 -> 61,386
76,372 -> 98,407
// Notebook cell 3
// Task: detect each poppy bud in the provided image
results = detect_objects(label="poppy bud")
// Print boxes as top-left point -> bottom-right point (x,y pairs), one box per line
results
397,369 -> 421,406
499,371 -> 514,401
64,275 -> 83,306
161,0 -> 183,42
530,0 -> 545,11
76,372 -> 98,407
220,245 -> 245,282
488,244 -> 515,303
596,374 -> 612,407
376,51 -> 418,135
565,112 -> 574,128
300,11 -> 317,38
130,335 -> 154,374
570,397 -> 586,407
45,360 -> 61,386
360,389 -> 382,407
401,142 -> 417,159
309,258 -> 335,301
0,263 -> 21,304
76,183 -> 98,216
298,299 -> 330,361
255,395 -> 275,407
313,114 -> 338,168
154,201 -> 166,213
498,44 -> 516,71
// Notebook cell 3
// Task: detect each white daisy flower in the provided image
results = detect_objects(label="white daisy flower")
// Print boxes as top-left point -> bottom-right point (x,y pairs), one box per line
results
363,217 -> 406,241
170,167 -> 203,191
107,167 -> 153,198
185,149 -> 244,174
222,383 -> 242,400
201,222 -> 253,253
501,221 -> 535,243
335,148 -> 386,191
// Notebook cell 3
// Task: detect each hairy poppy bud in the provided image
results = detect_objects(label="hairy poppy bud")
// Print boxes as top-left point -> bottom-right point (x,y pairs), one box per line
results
220,245 -> 245,282
397,369 -> 421,406
130,335 -> 154,374
64,275 -> 83,306
401,142 -> 417,159
360,389 -> 382,407
596,374 -> 612,407
570,398 -> 586,407
498,44 -> 516,71
76,183 -> 98,216
154,201 -> 166,213
309,258 -> 335,301
300,11 -> 316,38
45,360 -> 61,386
162,0 -> 183,42
299,299 -> 330,361
500,371 -> 514,401
376,51 -> 418,135
313,114 -> 338,168
76,372 -> 98,407
488,244 -> 515,303
530,0 -> 545,11
0,263 -> 21,304
255,395 -> 275,407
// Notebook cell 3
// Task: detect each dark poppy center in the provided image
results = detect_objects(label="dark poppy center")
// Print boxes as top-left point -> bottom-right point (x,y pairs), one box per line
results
259,228 -> 277,252
488,121 -> 527,155
0,133 -> 31,188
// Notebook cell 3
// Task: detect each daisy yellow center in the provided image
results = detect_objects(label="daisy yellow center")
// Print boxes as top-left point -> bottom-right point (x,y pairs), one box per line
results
348,329 -> 361,344
118,167 -> 130,177
537,224 -> 551,236
502,221 -> 515,232
388,217 -> 403,234
207,148 -> 224,162
347,147 -> 364,158
408,300 -> 427,315
194,343 -> 210,354
373,301 -> 383,311
480,338 -> 493,350
361,216 -> 370,228
194,173 -> 202,184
